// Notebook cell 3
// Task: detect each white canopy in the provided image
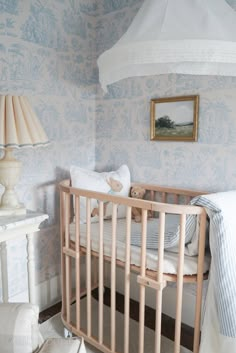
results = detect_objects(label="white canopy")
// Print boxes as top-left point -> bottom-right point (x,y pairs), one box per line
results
97,0 -> 236,92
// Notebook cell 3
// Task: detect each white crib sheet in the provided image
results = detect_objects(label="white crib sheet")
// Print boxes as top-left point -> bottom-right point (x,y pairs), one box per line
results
70,218 -> 210,275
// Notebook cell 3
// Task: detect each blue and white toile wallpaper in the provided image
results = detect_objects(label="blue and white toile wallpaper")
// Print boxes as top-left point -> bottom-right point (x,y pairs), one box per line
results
0,0 -> 97,301
95,0 -> 236,193
1,0 -> 236,304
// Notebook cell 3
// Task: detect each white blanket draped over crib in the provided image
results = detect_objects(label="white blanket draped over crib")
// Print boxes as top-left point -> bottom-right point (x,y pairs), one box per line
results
191,191 -> 236,353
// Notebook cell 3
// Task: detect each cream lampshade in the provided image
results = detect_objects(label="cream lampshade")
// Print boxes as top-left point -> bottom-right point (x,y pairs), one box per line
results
0,95 -> 50,216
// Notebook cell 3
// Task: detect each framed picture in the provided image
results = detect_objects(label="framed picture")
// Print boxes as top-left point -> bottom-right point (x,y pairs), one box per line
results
150,95 -> 199,141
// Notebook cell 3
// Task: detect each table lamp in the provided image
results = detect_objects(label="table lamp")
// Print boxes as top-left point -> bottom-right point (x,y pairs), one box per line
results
0,95 -> 50,216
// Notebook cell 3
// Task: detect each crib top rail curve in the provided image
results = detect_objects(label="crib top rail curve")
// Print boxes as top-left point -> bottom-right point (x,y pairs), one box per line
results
59,179 -> 207,216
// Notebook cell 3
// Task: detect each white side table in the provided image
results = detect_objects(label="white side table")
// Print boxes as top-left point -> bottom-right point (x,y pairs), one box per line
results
0,211 -> 48,304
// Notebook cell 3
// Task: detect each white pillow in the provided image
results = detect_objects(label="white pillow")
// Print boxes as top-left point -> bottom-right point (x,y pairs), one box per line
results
70,164 -> 131,223
0,303 -> 41,353
38,337 -> 86,353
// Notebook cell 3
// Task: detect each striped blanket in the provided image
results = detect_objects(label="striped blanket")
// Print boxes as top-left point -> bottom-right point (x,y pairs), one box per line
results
130,213 -> 198,252
191,191 -> 236,352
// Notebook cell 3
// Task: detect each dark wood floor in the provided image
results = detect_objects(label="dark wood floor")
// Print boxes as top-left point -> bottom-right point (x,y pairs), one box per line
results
39,287 -> 194,351
39,301 -> 62,324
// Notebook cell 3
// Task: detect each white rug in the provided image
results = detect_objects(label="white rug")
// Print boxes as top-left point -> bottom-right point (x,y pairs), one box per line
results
40,297 -> 191,353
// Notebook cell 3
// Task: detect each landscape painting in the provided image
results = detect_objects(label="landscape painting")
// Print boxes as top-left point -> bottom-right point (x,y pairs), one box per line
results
150,95 -> 199,141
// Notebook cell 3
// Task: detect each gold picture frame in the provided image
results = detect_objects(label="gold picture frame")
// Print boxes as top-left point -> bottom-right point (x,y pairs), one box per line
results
150,95 -> 199,141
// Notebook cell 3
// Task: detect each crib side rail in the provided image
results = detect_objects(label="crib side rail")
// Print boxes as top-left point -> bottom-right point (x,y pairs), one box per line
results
60,181 -> 204,217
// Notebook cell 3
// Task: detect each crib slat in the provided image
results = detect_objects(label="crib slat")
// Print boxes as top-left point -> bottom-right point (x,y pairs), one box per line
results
65,193 -> 70,249
155,211 -> 166,353
60,190 -> 66,318
75,196 -> 81,331
139,209 -> 148,353
65,193 -> 71,324
150,190 -> 155,201
161,192 -> 166,203
99,201 -> 104,345
174,194 -> 178,204
193,212 -> 207,353
174,214 -> 186,353
86,198 -> 92,337
124,206 -> 132,353
111,203 -> 118,352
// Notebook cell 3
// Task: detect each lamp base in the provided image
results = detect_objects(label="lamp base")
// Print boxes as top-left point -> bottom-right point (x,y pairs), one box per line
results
0,205 -> 26,217
0,148 -> 25,217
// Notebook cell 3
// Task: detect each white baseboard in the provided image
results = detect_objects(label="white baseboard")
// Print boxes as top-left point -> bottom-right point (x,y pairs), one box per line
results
9,273 -> 62,311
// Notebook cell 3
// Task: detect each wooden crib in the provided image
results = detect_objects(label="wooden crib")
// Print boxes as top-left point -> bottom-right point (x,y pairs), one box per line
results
59,180 -> 209,353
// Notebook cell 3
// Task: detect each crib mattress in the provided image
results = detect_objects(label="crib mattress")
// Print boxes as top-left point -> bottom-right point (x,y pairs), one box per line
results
70,218 -> 210,275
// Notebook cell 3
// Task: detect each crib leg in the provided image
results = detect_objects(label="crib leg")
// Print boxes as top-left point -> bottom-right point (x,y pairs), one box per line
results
64,327 -> 73,338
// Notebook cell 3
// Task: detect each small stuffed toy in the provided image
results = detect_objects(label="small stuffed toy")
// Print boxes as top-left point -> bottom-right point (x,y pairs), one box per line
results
130,185 -> 146,222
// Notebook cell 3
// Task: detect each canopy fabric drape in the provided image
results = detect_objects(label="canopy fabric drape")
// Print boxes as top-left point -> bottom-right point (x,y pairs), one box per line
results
97,0 -> 236,91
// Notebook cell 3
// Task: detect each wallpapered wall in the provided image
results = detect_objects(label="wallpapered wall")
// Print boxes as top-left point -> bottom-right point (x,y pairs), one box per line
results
1,0 -> 236,305
95,0 -> 236,192
0,0 -> 97,301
